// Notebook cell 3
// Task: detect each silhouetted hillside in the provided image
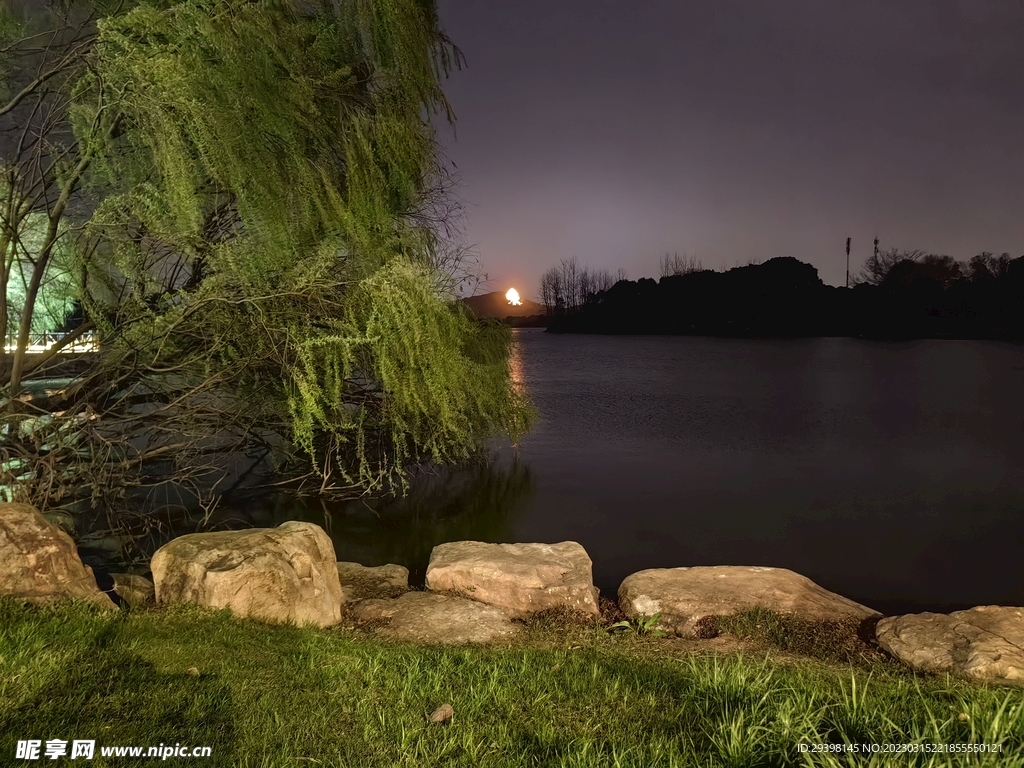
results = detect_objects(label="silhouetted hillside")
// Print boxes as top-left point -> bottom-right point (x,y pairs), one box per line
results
462,292 -> 546,320
547,256 -> 1024,339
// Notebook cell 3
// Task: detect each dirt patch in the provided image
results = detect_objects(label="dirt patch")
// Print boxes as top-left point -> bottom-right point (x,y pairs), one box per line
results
513,604 -> 602,629
695,609 -> 900,668
599,594 -> 628,626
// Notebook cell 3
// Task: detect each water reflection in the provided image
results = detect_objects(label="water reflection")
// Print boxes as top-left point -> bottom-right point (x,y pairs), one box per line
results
218,456 -> 534,585
508,332 -> 526,392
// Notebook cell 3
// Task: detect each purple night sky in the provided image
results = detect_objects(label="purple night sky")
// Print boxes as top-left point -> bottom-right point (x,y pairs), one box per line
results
433,0 -> 1024,300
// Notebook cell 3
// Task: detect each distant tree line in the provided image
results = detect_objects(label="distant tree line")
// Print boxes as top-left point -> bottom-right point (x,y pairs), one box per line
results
659,251 -> 704,278
542,248 -> 1024,339
539,257 -> 627,315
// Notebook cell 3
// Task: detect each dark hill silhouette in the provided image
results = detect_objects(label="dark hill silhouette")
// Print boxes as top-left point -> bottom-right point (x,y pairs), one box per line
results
547,255 -> 1024,340
462,291 -> 546,319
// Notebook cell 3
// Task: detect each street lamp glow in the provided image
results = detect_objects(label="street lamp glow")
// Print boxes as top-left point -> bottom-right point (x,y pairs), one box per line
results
506,288 -> 522,306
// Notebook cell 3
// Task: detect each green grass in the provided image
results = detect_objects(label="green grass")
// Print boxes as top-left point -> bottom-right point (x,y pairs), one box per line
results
1,598 -> 1022,767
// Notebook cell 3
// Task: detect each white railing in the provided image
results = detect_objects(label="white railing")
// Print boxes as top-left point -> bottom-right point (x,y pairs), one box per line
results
3,330 -> 99,354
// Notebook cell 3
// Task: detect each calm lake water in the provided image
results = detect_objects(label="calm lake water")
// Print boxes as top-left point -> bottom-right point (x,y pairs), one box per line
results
225,330 -> 1024,616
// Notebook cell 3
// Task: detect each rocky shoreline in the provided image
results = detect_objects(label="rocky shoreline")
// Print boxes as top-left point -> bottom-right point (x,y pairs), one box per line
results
2,503 -> 1021,684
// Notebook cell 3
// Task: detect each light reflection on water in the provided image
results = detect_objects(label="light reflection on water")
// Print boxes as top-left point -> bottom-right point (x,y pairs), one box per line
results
508,329 -> 525,392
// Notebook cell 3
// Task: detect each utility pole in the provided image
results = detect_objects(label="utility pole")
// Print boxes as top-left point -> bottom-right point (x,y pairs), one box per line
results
846,237 -> 851,288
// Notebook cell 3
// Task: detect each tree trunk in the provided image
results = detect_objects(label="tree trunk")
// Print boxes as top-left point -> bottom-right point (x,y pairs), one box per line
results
6,151 -> 91,400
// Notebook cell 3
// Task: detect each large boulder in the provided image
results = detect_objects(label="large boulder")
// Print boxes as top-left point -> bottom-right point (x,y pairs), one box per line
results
350,591 -> 519,644
618,566 -> 879,637
425,541 -> 600,618
336,562 -> 409,602
876,606 -> 1024,683
0,502 -> 115,610
151,521 -> 342,627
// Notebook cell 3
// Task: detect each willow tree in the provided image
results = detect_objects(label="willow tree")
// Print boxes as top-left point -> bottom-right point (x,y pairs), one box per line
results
2,0 -> 530,515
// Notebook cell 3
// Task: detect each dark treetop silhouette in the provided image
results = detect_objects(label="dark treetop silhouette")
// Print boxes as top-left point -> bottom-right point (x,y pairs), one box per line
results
545,253 -> 1024,340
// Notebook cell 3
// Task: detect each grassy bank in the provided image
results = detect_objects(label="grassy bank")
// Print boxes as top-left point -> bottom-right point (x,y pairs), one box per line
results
1,598 -> 1022,767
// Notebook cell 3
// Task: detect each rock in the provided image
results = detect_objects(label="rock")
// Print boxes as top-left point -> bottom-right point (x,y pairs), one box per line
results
618,566 -> 879,637
110,573 -> 155,607
428,704 -> 454,724
0,502 -> 116,610
876,606 -> 1024,683
350,591 -> 520,644
336,562 -> 409,601
425,541 -> 600,618
150,521 -> 342,628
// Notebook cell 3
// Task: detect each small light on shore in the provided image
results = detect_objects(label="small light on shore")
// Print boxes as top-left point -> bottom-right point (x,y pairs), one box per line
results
506,288 -> 522,306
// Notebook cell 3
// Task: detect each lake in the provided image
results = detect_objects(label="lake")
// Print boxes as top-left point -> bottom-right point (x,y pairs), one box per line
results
225,330 -> 1024,616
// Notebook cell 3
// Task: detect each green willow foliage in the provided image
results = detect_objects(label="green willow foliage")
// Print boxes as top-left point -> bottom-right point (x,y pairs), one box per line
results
291,260 -> 530,488
68,0 -> 529,492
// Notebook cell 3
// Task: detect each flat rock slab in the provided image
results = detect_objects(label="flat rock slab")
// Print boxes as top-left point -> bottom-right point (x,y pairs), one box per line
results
350,591 -> 519,644
876,606 -> 1024,683
336,562 -> 409,602
151,521 -> 342,628
618,566 -> 879,637
0,502 -> 115,610
425,541 -> 600,618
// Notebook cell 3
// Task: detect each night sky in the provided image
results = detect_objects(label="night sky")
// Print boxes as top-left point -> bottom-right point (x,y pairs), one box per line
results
433,0 -> 1024,299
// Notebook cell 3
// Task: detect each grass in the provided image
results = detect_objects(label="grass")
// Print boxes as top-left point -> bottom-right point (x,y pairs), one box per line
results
1,597 -> 1022,767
